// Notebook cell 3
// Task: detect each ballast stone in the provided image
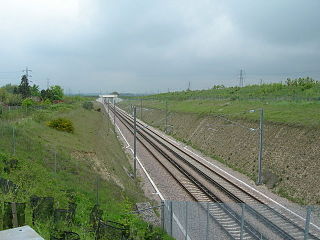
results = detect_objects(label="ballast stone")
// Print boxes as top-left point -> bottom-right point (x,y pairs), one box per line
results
136,202 -> 160,226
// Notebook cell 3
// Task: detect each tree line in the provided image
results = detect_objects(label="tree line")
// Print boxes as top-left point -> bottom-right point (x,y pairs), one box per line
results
0,75 -> 64,106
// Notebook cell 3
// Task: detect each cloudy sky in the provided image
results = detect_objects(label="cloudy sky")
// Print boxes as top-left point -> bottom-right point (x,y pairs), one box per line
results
0,0 -> 319,94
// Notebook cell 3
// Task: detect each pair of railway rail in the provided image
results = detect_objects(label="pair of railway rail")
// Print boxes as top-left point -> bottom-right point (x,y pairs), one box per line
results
104,102 -> 319,240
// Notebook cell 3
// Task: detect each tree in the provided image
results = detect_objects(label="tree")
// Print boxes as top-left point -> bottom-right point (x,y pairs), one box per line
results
40,89 -> 53,101
30,84 -> 40,97
50,85 -> 64,100
40,85 -> 64,101
3,84 -> 18,94
17,75 -> 31,98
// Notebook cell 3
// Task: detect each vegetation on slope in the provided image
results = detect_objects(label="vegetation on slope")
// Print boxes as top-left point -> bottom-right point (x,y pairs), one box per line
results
135,77 -> 320,101
121,77 -> 320,127
0,97 -> 170,239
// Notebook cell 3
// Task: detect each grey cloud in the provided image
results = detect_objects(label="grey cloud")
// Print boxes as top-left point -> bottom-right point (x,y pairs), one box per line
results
1,0 -> 320,93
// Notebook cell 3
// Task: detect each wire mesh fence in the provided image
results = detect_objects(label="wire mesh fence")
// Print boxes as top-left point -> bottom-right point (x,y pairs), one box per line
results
161,200 -> 320,240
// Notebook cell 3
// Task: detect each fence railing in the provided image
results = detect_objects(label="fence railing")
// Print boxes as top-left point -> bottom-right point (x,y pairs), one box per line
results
161,200 -> 320,240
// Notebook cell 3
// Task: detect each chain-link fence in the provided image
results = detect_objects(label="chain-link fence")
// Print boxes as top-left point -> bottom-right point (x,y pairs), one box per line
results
161,200 -> 320,240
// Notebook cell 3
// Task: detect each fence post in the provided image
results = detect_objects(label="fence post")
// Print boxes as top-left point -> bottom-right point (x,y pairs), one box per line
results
12,126 -> 16,155
304,206 -> 312,240
140,99 -> 142,120
170,201 -> 173,236
206,202 -> 209,240
54,151 -> 57,173
96,176 -> 99,205
185,202 -> 188,240
11,202 -> 18,227
161,201 -> 165,230
240,203 -> 245,240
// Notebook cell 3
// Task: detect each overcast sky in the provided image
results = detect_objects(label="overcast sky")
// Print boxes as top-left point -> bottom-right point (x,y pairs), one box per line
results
0,0 -> 319,94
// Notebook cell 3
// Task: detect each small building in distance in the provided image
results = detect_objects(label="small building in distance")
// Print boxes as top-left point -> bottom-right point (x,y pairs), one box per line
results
99,94 -> 118,104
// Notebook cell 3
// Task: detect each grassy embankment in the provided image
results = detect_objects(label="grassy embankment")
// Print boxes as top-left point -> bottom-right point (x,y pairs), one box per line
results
0,98 -> 170,239
121,80 -> 320,127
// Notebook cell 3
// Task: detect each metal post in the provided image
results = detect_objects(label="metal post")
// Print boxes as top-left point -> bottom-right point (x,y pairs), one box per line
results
140,99 -> 142,120
185,202 -> 188,240
11,202 -> 18,227
257,108 -> 264,185
133,107 -> 137,178
113,99 -> 116,131
54,151 -> 57,173
206,202 -> 209,240
96,176 -> 99,205
12,126 -> 16,155
304,206 -> 312,240
107,99 -> 110,133
108,99 -> 110,115
240,203 -> 245,240
165,101 -> 168,133
161,201 -> 165,230
170,201 -> 173,236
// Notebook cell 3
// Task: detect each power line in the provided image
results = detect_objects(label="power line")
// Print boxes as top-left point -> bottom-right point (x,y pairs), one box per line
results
246,70 -> 320,77
0,71 -> 21,74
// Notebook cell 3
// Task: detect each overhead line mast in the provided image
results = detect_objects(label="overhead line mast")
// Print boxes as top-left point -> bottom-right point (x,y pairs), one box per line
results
22,66 -> 32,79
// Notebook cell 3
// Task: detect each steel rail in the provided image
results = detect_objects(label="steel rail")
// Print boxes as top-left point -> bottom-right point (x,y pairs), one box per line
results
117,105 -> 319,240
110,104 -> 263,240
106,104 -> 242,239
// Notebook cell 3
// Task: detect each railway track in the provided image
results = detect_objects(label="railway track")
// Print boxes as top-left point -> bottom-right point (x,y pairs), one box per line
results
104,102 -> 320,240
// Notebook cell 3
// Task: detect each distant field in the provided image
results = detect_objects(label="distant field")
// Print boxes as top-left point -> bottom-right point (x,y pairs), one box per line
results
121,79 -> 320,127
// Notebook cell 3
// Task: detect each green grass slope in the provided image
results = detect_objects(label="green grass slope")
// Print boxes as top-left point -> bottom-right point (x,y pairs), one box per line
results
122,79 -> 320,127
0,100 -> 170,239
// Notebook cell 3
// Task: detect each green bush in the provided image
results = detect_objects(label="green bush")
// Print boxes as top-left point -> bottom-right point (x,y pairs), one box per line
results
0,152 -> 19,173
47,118 -> 74,133
43,99 -> 51,105
82,101 -> 93,110
21,98 -> 35,107
4,93 -> 22,106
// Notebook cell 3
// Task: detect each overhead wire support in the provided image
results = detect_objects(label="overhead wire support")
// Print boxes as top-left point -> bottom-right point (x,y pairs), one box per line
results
239,69 -> 244,87
133,106 -> 137,179
22,66 -> 32,79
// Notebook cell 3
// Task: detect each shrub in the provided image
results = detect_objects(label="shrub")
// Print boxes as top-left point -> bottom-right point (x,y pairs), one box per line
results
44,99 -> 52,105
4,93 -> 22,106
22,98 -> 35,107
48,118 -> 74,133
82,101 -> 93,110
0,152 -> 19,173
